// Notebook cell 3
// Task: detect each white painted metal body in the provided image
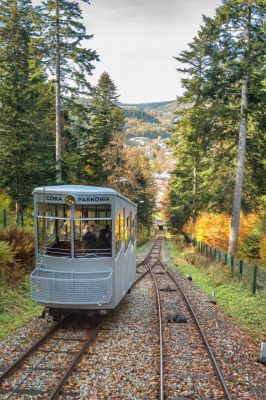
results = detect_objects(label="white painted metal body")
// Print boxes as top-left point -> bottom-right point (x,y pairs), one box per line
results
30,185 -> 137,310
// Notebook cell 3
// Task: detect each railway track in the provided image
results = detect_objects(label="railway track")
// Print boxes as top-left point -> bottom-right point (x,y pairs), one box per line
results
0,317 -> 105,399
0,237 -> 233,399
0,241 -> 157,400
138,236 -> 232,400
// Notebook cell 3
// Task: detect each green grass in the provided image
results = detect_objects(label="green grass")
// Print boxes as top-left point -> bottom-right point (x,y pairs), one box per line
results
0,277 -> 43,339
167,237 -> 266,342
136,238 -> 151,255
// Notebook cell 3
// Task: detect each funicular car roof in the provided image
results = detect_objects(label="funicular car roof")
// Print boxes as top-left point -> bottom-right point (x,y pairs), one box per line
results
33,185 -> 137,207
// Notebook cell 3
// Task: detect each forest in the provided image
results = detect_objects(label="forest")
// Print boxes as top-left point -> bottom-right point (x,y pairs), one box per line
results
0,0 -> 156,230
0,0 -> 265,269
165,0 -> 266,266
123,108 -> 160,125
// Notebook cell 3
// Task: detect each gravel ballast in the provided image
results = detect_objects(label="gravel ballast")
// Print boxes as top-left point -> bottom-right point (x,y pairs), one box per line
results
0,238 -> 265,399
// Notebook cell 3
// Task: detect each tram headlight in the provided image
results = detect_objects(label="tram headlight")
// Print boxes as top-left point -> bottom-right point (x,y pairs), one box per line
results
65,195 -> 75,205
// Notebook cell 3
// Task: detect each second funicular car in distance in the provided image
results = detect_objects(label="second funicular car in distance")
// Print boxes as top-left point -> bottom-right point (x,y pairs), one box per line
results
30,185 -> 137,321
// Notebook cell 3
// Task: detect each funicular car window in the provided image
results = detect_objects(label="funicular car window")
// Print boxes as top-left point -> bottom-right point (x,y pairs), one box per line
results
132,217 -> 136,243
37,203 -> 71,257
125,212 -> 132,250
129,212 -> 134,243
115,208 -> 125,254
129,211 -> 133,241
74,205 -> 112,258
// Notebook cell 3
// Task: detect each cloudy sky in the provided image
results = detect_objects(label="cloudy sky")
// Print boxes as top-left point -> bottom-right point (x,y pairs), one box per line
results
33,0 -> 221,103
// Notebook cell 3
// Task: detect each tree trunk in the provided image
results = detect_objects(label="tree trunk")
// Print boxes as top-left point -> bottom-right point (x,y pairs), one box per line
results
192,165 -> 197,238
55,0 -> 62,183
15,201 -> 21,225
228,6 -> 251,256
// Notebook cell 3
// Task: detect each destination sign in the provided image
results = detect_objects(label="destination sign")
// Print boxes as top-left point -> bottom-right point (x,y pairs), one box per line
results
36,194 -> 111,204
36,194 -> 64,203
77,196 -> 111,203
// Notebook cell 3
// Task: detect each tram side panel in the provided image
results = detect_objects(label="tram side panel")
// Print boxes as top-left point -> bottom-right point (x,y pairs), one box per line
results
113,196 -> 137,306
125,239 -> 136,290
113,196 -> 127,306
126,198 -> 137,293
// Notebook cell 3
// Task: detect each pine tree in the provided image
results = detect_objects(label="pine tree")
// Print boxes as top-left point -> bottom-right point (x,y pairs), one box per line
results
84,72 -> 125,185
0,0 -> 54,220
216,1 -> 266,255
36,0 -> 98,182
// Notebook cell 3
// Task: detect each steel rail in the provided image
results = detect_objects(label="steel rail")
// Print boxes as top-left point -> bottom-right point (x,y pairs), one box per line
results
0,239 -> 163,400
0,318 -> 105,400
132,236 -> 165,398
133,239 -> 160,285
49,238 -> 162,400
48,317 -> 106,400
158,241 -> 232,400
132,238 -> 161,286
136,238 -> 160,267
0,323 -> 59,384
149,237 -> 164,400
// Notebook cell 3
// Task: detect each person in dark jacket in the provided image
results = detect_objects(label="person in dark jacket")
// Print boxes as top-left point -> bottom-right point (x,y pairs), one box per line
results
99,224 -> 111,248
81,225 -> 97,251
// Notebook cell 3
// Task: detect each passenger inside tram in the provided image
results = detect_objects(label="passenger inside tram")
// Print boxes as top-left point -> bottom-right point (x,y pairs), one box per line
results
78,223 -> 112,256
81,225 -> 97,251
99,224 -> 111,248
38,203 -> 113,257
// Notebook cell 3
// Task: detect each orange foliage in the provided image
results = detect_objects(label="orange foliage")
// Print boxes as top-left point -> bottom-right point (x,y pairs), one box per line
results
161,192 -> 171,222
259,236 -> 266,267
184,212 -> 258,252
238,213 -> 258,243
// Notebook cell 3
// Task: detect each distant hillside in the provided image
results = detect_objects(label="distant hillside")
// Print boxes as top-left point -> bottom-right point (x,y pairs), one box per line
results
122,100 -> 175,143
123,108 -> 160,124
120,100 -> 176,113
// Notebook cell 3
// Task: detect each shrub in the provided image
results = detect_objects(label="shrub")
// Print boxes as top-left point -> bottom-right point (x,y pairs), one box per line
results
0,227 -> 35,275
184,212 -> 259,253
0,241 -> 16,265
259,236 -> 266,267
0,241 -> 18,283
0,191 -> 10,210
184,212 -> 231,249
184,246 -> 208,267
238,232 -> 261,263
183,244 -> 231,286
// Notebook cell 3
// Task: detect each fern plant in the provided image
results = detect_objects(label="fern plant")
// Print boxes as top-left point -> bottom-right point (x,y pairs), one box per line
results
0,241 -> 16,265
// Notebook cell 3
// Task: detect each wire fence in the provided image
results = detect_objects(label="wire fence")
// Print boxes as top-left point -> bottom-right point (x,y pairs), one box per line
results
0,209 -> 34,229
183,234 -> 266,297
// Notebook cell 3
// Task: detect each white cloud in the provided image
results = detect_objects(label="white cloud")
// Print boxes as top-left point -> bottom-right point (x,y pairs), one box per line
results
32,0 -> 221,103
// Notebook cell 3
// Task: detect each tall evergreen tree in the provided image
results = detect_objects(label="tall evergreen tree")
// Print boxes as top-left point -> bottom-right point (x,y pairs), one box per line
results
84,72 -> 125,185
0,0 -> 54,219
37,0 -> 98,182
216,1 -> 265,255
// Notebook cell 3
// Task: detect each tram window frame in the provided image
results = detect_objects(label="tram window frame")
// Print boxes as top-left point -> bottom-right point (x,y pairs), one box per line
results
73,218 -> 112,258
132,217 -> 136,243
125,215 -> 129,250
115,208 -> 125,254
129,211 -> 133,242
37,203 -> 71,257
74,204 -> 112,258
74,204 -> 111,220
125,212 -> 133,250
36,203 -> 113,258
38,203 -> 71,219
